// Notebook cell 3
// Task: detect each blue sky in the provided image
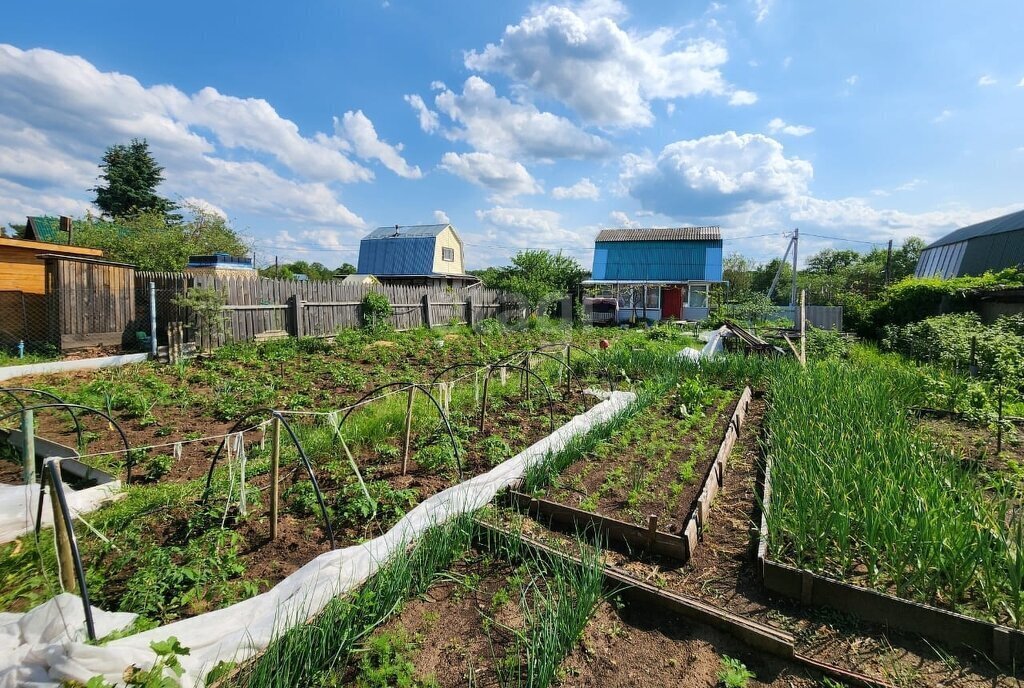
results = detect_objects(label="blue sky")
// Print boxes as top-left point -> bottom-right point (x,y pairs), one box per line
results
2,0 -> 1022,269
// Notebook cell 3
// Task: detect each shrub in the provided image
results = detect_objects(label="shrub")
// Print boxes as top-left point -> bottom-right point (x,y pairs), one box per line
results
805,327 -> 850,360
361,291 -> 393,332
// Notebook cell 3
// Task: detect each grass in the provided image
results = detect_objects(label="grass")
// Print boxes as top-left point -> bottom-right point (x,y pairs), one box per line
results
765,348 -> 1024,626
227,515 -> 477,688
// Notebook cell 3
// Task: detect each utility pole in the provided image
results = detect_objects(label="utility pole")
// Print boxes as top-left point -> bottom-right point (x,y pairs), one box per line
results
789,228 -> 799,308
884,239 -> 893,286
275,255 -> 279,277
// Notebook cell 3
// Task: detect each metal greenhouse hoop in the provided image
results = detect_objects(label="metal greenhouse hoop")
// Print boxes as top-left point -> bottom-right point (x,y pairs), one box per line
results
0,403 -> 131,480
337,381 -> 462,480
535,342 -> 614,392
0,387 -> 84,449
201,409 -> 336,548
479,363 -> 556,434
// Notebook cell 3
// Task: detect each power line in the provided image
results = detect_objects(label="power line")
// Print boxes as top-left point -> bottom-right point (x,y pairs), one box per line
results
801,232 -> 887,246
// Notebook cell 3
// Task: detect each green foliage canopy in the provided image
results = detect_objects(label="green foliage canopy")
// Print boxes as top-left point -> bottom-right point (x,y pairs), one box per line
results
92,138 -> 176,219
74,204 -> 249,271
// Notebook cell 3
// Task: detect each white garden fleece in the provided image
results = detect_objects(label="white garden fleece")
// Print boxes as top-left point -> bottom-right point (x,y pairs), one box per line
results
0,390 -> 636,688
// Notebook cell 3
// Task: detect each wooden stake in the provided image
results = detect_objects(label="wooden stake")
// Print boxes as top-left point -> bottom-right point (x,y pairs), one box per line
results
48,463 -> 76,591
402,386 -> 415,475
799,289 -> 806,368
479,372 -> 492,432
22,409 -> 35,485
270,416 -> 281,541
646,514 -> 658,547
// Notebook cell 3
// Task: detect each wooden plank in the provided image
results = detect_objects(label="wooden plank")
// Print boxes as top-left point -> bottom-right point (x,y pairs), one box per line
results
507,490 -> 689,561
475,521 -> 795,659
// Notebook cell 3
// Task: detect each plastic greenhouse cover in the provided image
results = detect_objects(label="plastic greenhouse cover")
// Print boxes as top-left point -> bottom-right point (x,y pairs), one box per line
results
0,391 -> 635,688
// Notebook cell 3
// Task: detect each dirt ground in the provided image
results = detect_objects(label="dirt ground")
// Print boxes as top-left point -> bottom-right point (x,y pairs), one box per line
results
504,397 -> 1022,687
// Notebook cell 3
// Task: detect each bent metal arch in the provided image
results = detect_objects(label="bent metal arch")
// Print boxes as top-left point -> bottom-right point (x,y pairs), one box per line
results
201,409 -> 336,549
0,387 -> 85,450
533,342 -> 614,392
0,402 -> 131,479
337,382 -> 462,479
427,361 -> 558,435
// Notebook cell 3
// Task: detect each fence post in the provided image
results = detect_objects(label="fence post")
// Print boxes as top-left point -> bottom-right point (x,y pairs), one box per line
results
402,386 -> 415,475
270,415 -> 281,541
149,281 -> 157,357
422,293 -> 432,329
466,295 -> 474,328
21,409 -> 35,485
47,462 -> 77,591
290,295 -> 305,337
799,290 -> 806,368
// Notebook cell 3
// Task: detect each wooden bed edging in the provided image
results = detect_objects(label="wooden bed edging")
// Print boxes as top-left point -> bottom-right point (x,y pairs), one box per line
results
507,386 -> 753,563
761,559 -> 1024,664
474,520 -> 895,688
756,457 -> 1024,665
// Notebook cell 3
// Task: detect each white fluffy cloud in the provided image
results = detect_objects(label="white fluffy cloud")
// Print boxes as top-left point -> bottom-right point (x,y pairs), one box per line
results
335,110 -> 422,179
978,75 -> 997,87
464,1 -> 749,127
552,178 -> 601,200
475,206 -> 590,250
621,131 -> 813,217
787,197 -> 1023,244
729,90 -> 758,106
433,209 -> 450,224
439,152 -> 542,200
404,94 -> 440,133
0,43 -> 370,229
767,117 -> 815,136
429,77 -> 610,160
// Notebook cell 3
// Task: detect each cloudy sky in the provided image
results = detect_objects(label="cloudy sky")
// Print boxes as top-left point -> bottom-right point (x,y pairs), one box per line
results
2,0 -> 1023,269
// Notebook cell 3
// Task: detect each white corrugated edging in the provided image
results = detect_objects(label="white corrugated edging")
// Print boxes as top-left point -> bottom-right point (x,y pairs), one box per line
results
0,390 -> 636,688
0,354 -> 149,383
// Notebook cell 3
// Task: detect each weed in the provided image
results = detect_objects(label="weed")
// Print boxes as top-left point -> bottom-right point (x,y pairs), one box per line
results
717,655 -> 755,687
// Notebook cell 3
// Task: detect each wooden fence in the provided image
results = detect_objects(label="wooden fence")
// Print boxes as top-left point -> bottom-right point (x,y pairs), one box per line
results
135,272 -> 522,349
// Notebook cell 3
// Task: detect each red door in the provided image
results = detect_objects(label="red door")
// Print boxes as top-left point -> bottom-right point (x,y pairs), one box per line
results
661,287 -> 682,320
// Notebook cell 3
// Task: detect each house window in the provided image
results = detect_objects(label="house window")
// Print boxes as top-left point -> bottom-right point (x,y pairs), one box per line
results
644,286 -> 660,309
617,286 -> 639,309
688,284 -> 709,309
441,247 -> 455,262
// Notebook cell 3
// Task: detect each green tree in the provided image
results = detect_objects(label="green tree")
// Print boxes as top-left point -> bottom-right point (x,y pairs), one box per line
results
805,248 -> 861,274
334,262 -> 357,277
485,250 -> 587,311
93,138 -> 176,219
722,252 -> 755,298
751,259 -> 794,304
75,203 -> 249,271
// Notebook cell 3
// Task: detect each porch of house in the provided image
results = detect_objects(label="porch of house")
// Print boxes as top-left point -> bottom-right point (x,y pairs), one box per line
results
582,281 -> 715,323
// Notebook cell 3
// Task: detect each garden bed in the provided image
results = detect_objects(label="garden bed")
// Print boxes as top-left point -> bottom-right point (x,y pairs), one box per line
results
513,376 -> 740,552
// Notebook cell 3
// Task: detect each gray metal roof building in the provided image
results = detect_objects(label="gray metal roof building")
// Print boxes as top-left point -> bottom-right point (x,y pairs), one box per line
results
915,209 -> 1024,279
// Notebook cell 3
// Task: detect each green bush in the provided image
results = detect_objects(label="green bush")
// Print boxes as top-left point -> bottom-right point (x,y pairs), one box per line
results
361,292 -> 393,332
805,327 -> 850,360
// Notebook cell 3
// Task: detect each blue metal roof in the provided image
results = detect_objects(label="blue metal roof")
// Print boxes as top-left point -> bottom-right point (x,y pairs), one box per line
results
357,235 -> 437,275
926,209 -> 1024,249
363,224 -> 450,240
591,239 -> 723,282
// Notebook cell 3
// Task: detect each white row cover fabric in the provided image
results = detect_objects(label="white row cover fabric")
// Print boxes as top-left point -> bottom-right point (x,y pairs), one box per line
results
0,481 -> 123,545
0,391 -> 636,688
678,325 -> 728,362
0,354 -> 149,383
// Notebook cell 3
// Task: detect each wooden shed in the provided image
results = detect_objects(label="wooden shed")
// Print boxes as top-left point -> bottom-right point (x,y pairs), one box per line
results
41,254 -> 138,350
0,237 -> 104,346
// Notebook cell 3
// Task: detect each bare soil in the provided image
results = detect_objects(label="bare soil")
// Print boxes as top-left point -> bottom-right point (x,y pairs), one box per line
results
915,414 -> 1024,475
540,389 -> 737,534
501,398 -> 1022,687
